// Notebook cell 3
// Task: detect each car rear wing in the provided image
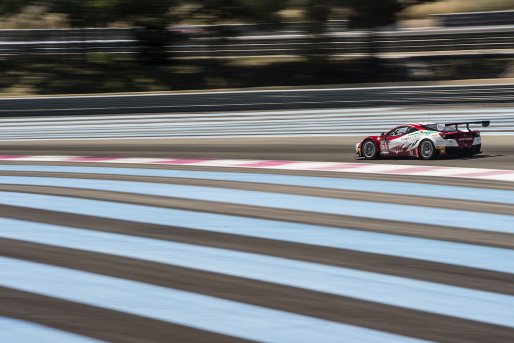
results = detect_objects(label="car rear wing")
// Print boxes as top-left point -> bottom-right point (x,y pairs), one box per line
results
437,120 -> 490,131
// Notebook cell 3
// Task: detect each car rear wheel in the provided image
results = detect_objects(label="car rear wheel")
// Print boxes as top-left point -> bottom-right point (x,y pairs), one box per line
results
471,144 -> 481,155
362,140 -> 378,160
418,140 -> 437,160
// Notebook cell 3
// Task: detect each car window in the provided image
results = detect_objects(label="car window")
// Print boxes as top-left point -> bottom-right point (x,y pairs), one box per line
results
406,127 -> 418,134
422,124 -> 457,132
388,126 -> 409,137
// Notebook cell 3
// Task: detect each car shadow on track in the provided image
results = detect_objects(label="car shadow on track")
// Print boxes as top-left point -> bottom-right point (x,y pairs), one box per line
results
440,154 -> 506,161
355,154 -> 506,161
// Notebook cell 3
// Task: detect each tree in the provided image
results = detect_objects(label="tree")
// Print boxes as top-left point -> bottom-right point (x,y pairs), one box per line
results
0,0 -> 28,14
199,0 -> 285,23
302,0 -> 331,60
193,0 -> 287,59
51,0 -> 180,62
345,0 -> 400,29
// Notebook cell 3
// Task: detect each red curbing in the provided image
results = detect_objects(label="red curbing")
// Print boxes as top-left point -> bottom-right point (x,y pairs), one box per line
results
0,155 -> 513,182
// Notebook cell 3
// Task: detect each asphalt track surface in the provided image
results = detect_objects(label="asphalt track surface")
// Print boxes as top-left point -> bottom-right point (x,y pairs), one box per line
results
0,100 -> 512,168
1,135 -> 513,169
0,160 -> 513,342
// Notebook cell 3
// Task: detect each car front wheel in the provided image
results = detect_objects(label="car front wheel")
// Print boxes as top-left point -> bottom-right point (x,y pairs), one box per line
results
362,140 -> 378,160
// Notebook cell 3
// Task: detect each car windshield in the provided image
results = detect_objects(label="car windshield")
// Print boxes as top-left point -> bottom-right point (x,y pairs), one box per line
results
422,124 -> 458,132
388,126 -> 410,136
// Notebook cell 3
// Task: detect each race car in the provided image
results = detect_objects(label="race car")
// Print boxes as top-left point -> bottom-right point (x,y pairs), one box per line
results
355,120 -> 490,160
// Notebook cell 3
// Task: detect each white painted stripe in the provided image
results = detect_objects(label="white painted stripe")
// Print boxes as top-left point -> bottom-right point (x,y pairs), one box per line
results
326,164 -> 406,174
0,109 -> 509,126
487,173 -> 514,182
192,159 -> 257,167
1,131 -> 512,141
269,162 -> 339,170
5,156 -> 81,162
97,158 -> 165,164
0,107 -> 401,122
0,116 -> 509,130
0,257 -> 426,343
0,106 -> 511,121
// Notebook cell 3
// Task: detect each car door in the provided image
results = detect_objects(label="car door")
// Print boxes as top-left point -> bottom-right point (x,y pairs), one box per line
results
384,126 -> 411,156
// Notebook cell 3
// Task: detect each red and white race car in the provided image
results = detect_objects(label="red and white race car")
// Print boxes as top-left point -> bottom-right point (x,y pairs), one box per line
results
355,121 -> 490,160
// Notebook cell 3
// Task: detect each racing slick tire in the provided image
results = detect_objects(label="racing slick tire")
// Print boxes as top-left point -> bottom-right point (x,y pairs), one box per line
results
471,144 -> 482,155
362,140 -> 378,160
418,139 -> 438,160
462,149 -> 474,157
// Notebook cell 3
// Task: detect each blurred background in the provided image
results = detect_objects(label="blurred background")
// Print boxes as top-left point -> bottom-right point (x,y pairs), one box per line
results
1,0 -> 514,95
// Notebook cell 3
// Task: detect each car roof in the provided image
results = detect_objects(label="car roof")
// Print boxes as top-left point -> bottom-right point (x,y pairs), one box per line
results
392,123 -> 424,128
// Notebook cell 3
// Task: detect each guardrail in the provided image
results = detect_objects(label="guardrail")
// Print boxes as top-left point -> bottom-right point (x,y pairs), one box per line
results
1,82 -> 514,116
434,10 -> 514,27
1,25 -> 514,58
